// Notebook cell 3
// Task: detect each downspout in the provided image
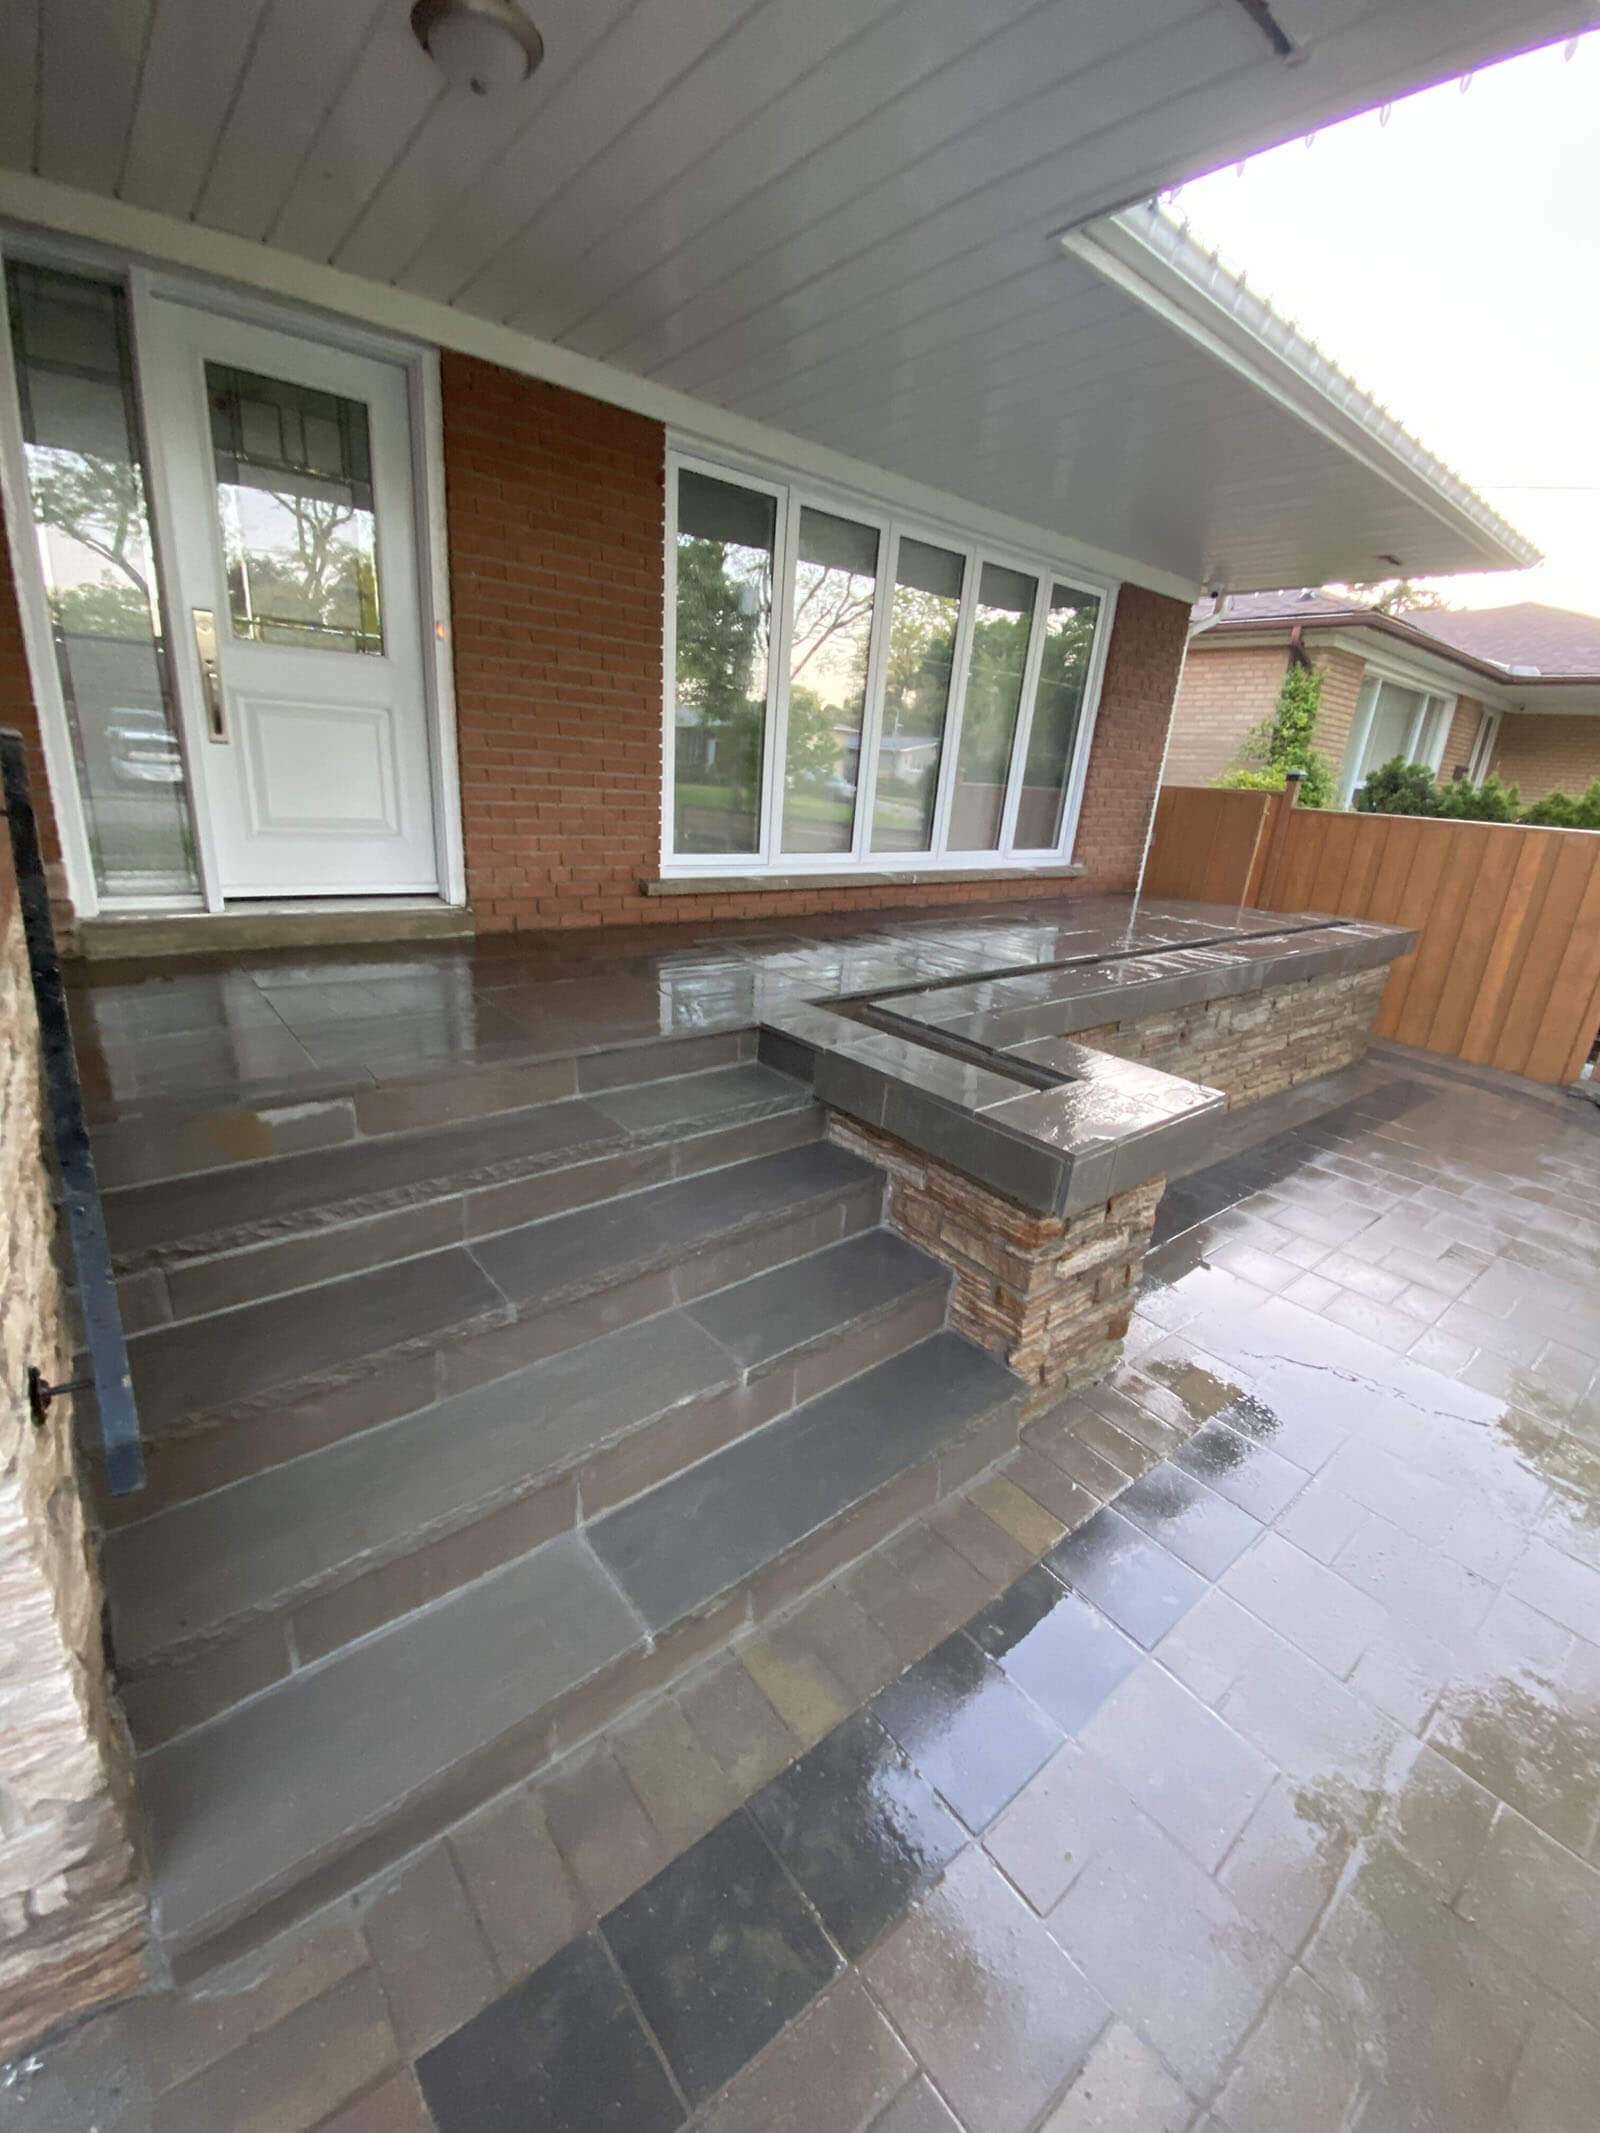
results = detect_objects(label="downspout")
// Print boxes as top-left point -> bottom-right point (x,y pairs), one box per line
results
1127,588 -> 1231,928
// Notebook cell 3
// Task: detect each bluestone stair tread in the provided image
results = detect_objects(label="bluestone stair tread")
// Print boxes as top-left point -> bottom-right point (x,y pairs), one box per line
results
128,1246 -> 505,1425
124,1140 -> 876,1426
105,1061 -> 810,1260
684,1228 -> 943,1371
141,1532 -> 644,1951
591,1331 -> 1019,1630
104,1096 -> 629,1257
108,1229 -> 949,1665
106,1312 -> 738,1666
471,1138 -> 872,1306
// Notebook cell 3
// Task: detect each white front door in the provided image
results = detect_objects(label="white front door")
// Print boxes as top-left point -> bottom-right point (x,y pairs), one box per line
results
143,300 -> 439,896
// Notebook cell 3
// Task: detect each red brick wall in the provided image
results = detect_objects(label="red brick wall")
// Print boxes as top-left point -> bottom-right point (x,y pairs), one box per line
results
1491,713 -> 1600,803
442,352 -> 1191,930
1166,643 -> 1286,785
1072,583 -> 1192,890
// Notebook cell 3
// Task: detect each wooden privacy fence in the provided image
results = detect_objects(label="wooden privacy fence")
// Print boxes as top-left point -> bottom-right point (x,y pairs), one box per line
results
1147,786 -> 1600,1086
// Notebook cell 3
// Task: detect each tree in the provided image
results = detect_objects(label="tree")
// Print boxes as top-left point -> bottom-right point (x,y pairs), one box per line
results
1328,578 -> 1451,615
782,685 -> 840,788
1214,660 -> 1335,808
1435,771 -> 1520,822
48,580 -> 153,639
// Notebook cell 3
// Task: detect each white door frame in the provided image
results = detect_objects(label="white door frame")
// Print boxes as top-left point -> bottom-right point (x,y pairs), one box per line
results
0,232 -> 465,915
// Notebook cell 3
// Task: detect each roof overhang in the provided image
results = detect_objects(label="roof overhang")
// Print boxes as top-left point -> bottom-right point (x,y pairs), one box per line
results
0,0 -> 1569,600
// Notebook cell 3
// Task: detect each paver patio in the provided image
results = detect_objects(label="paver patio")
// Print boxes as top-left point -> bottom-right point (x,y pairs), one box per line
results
8,914 -> 1600,2132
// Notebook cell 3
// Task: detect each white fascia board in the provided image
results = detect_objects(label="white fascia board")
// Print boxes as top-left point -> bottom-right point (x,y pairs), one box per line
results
1063,205 -> 1540,578
0,170 -> 1199,606
1318,629 -> 1513,706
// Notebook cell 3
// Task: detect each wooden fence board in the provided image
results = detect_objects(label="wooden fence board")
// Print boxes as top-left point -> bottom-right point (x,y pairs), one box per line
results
1145,789 -> 1600,1086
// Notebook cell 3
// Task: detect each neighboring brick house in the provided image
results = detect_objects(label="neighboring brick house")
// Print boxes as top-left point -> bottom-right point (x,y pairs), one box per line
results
1170,591 -> 1600,806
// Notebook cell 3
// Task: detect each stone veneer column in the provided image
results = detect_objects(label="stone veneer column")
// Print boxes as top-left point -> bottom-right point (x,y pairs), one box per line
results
827,1116 -> 1163,1405
0,846 -> 144,2055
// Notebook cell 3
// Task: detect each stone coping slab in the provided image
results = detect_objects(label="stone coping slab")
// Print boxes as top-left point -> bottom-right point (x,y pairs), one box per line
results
760,919 -> 1415,1219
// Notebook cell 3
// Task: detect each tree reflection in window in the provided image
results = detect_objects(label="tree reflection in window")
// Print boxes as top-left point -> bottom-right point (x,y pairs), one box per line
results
207,365 -> 383,654
5,261 -> 199,896
672,471 -> 774,854
948,563 -> 1036,850
1015,587 -> 1100,848
872,539 -> 964,853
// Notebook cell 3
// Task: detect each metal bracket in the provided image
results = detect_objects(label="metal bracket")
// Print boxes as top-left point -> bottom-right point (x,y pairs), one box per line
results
27,1366 -> 95,1428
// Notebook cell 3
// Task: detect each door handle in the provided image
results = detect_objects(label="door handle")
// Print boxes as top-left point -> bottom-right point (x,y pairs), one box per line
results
192,608 -> 226,742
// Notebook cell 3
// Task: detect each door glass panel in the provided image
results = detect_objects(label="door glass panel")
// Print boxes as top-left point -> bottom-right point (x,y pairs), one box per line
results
672,470 -> 774,854
872,537 -> 962,853
207,364 -> 383,654
5,262 -> 199,897
782,507 -> 878,854
1013,584 -> 1100,848
948,561 -> 1036,850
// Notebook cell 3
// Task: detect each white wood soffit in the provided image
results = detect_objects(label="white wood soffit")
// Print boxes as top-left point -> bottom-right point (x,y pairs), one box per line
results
0,0 -> 1572,583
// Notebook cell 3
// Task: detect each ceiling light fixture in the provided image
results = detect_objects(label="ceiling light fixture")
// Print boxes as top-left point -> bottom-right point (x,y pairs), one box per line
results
411,0 -> 543,96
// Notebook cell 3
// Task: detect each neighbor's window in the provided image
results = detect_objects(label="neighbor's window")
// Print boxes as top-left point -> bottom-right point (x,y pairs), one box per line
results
1342,676 -> 1454,804
667,456 -> 1109,873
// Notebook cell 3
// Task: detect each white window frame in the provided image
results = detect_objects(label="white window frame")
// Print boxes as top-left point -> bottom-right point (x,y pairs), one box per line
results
1338,663 -> 1458,809
661,446 -> 1116,877
1466,707 -> 1502,785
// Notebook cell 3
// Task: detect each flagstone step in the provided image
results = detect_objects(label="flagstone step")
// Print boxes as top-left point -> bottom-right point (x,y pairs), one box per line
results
140,1328 -> 1021,1978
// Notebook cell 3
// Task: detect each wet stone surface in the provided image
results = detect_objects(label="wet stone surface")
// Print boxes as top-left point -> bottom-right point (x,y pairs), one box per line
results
7,1045 -> 1600,2131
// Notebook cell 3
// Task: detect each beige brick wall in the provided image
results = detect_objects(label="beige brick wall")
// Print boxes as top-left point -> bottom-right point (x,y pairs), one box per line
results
1491,714 -> 1600,803
0,841 -> 144,2054
1167,640 -> 1370,791
1312,647 -> 1369,774
1166,644 -> 1287,785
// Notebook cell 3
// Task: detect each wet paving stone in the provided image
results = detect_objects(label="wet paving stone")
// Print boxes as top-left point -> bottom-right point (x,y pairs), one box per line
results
1173,1415 -> 1309,1521
601,1810 -> 841,2106
871,1632 -> 1063,1832
416,1929 -> 683,2133
1113,1463 -> 1263,1579
1046,1505 -> 1209,1647
747,1708 -> 966,1958
964,1563 -> 1141,1734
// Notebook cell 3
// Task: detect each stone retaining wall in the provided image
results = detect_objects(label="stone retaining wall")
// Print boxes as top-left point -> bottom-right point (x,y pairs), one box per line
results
1073,964 -> 1390,1109
827,1115 -> 1162,1402
0,844 -> 144,2057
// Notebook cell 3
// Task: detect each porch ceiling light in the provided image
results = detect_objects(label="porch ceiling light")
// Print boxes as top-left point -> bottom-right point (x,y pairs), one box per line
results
410,0 -> 543,96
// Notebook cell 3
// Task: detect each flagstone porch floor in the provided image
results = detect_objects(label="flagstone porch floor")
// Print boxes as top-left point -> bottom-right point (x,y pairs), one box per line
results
10,982 -> 1600,2131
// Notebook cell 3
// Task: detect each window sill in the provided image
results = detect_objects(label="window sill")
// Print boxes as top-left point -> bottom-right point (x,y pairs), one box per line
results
643,862 -> 1088,897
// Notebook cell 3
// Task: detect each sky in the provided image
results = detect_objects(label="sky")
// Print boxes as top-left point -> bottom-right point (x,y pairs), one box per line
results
1168,28 -> 1600,617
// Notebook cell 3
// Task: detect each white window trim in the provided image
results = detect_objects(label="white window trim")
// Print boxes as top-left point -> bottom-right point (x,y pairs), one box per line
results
1338,662 -> 1457,809
661,444 -> 1117,878
1466,707 -> 1502,785
0,230 -> 466,917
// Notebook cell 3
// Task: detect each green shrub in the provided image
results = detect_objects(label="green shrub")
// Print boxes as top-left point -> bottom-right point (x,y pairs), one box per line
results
1521,780 -> 1600,829
1435,772 -> 1520,822
1354,758 -> 1441,816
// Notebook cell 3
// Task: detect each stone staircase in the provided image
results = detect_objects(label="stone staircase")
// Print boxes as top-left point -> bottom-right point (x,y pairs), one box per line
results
87,1036 -> 1024,1977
